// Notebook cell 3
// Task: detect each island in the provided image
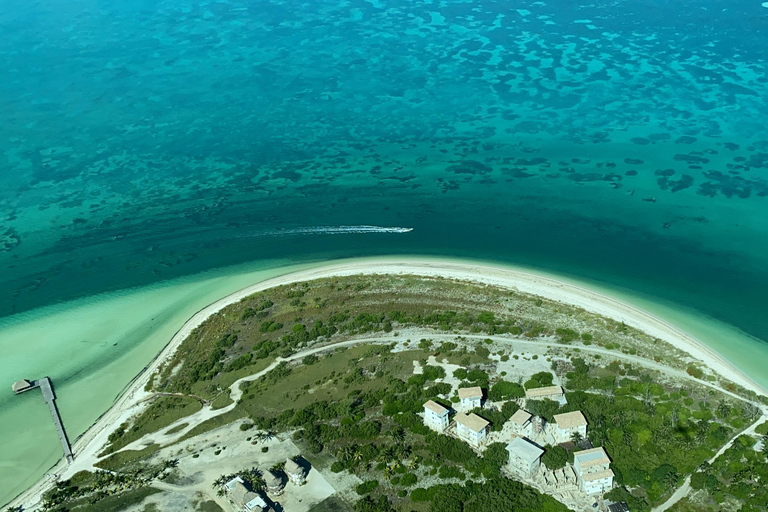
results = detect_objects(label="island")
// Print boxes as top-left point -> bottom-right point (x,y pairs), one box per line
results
7,262 -> 768,512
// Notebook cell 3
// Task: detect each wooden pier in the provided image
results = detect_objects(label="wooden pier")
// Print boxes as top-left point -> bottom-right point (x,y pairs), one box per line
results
13,377 -> 74,464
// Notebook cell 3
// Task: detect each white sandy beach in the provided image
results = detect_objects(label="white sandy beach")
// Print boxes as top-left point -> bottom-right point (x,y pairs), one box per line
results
9,257 -> 768,510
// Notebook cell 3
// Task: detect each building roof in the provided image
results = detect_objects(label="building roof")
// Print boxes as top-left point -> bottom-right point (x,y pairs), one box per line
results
525,385 -> 564,398
424,400 -> 449,415
553,411 -> 588,429
582,468 -> 615,482
244,492 -> 268,511
225,476 -> 245,492
264,470 -> 282,488
12,380 -> 32,393
506,436 -> 545,463
574,447 -> 611,469
285,458 -> 304,475
454,412 -> 490,432
608,502 -> 630,512
458,387 -> 483,400
228,480 -> 250,505
510,409 -> 533,425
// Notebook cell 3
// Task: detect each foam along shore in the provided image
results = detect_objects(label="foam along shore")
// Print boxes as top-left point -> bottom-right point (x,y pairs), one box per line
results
8,256 -> 768,509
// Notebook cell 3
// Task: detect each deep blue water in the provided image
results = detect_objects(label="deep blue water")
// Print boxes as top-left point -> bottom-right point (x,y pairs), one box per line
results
2,0 -> 768,339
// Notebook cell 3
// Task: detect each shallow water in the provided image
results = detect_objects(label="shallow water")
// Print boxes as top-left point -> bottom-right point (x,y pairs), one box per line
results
2,0 -> 768,504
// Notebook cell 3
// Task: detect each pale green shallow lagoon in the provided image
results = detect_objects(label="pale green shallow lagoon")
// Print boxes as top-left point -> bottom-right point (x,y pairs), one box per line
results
2,256 -> 768,505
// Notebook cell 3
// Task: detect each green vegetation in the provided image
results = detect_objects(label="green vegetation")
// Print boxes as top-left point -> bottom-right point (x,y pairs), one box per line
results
410,478 -> 567,511
669,434 -> 768,512
153,274 -> 739,404
195,501 -> 224,512
310,497 -> 354,512
524,371 -> 554,389
95,445 -> 161,471
87,274 -> 762,512
102,396 -> 201,454
41,459 -> 176,511
356,480 -> 380,495
541,445 -> 569,470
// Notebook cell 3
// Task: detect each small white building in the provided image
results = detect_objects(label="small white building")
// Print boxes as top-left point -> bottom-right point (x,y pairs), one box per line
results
509,409 -> 533,437
525,385 -> 565,402
458,386 -> 483,411
573,447 -> 614,495
454,412 -> 489,447
506,437 -> 544,477
552,411 -> 588,443
423,400 -> 450,431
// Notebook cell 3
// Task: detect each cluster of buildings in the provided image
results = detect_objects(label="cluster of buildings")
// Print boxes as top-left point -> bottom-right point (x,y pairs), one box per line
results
422,382 -> 614,498
224,458 -> 307,512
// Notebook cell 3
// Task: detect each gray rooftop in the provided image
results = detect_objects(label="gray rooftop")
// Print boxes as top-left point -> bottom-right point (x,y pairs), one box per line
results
506,437 -> 544,463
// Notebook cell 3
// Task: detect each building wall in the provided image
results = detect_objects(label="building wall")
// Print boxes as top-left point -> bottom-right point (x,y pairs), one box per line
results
457,424 -> 486,446
556,424 -> 587,442
509,454 -> 540,477
582,477 -> 613,495
425,410 -> 448,431
460,396 -> 481,411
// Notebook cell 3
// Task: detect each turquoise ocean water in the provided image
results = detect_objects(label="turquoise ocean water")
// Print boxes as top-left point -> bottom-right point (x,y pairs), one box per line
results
2,0 -> 768,504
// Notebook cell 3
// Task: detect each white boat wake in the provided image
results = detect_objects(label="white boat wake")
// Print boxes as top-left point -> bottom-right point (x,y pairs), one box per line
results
240,225 -> 414,238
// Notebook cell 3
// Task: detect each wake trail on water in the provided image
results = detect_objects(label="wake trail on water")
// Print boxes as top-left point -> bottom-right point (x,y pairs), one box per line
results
248,225 -> 414,237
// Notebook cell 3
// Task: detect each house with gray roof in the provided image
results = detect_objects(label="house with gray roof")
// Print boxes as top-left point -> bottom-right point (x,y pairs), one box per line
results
506,437 -> 544,477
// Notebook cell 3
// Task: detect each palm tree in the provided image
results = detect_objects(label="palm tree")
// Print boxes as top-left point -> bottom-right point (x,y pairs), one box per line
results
388,427 -> 405,443
570,432 -> 584,445
407,459 -> 418,470
378,447 -> 395,463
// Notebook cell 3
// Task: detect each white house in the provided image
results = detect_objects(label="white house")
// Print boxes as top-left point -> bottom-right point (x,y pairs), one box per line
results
509,409 -> 533,437
458,387 -> 483,411
552,411 -> 588,443
506,437 -> 544,477
454,412 -> 489,447
423,400 -> 450,431
573,447 -> 614,495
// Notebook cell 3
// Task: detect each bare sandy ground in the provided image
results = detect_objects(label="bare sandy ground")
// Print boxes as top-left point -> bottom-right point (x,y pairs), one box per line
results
10,257 -> 768,510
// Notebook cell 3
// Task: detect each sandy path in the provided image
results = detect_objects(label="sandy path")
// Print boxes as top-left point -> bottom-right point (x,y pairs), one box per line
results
10,258 -> 768,510
98,330 -> 766,466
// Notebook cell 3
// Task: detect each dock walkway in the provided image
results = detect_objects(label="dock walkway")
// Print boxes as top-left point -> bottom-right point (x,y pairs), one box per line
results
36,378 -> 74,464
13,377 -> 74,464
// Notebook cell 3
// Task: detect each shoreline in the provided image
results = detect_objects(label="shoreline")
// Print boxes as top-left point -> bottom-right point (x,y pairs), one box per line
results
9,256 -> 768,509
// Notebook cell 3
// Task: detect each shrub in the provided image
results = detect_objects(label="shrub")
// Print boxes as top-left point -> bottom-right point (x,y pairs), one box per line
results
524,371 -> 554,389
541,445 -> 568,470
488,381 -> 525,401
356,480 -> 380,495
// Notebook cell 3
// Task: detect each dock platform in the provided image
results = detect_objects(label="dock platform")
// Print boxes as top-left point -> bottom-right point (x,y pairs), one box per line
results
12,377 -> 74,464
